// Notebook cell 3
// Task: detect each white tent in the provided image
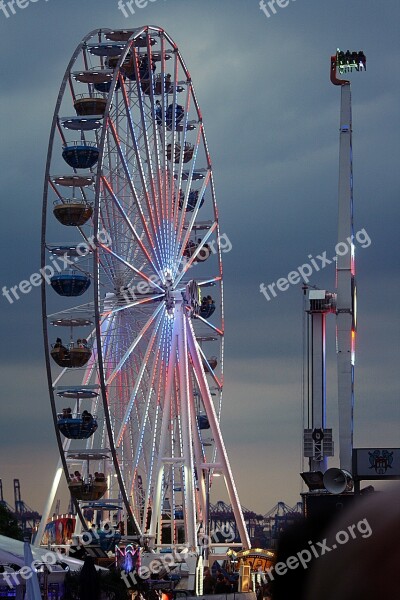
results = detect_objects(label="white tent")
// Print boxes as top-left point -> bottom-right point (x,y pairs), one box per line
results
0,535 -> 107,594
0,534 -> 88,572
23,540 -> 41,600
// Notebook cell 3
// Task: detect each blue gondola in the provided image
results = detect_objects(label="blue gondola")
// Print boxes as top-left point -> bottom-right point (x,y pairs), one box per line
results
120,55 -> 155,81
166,104 -> 184,130
62,144 -> 99,169
197,415 -> 210,430
97,530 -> 122,552
50,274 -> 91,297
94,78 -> 122,93
179,190 -> 205,212
57,414 -> 98,439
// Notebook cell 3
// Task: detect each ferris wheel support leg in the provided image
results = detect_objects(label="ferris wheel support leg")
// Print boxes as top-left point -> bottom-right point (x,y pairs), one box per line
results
186,320 -> 251,550
34,463 -> 64,547
189,389 -> 207,524
148,316 -> 179,546
177,308 -> 197,550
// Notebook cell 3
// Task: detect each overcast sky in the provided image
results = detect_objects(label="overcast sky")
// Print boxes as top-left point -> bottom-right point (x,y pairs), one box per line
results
0,0 -> 399,517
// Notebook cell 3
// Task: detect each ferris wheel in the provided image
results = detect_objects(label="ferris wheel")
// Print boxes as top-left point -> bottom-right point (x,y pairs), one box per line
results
37,26 -> 250,553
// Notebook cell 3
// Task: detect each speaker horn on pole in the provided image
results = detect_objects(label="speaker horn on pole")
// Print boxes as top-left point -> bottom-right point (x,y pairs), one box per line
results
323,468 -> 353,494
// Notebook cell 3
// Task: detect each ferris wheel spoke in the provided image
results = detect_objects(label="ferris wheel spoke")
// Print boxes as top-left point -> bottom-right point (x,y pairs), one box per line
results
101,294 -> 164,318
166,51 -> 181,232
174,221 -> 218,287
106,117 -> 163,269
144,41 -> 165,229
168,75 -> 192,242
194,313 -> 224,337
132,321 -> 165,522
176,317 -> 197,546
139,403 -> 161,531
170,83 -> 196,256
148,317 -> 179,541
172,123 -> 204,251
189,386 -> 207,522
172,171 -> 211,278
156,38 -> 175,251
99,243 -> 164,292
158,33 -> 169,222
115,308 -> 165,447
106,303 -> 163,386
101,175 -> 161,277
195,343 -> 223,391
196,276 -> 222,287
128,48 -> 163,238
131,351 -> 160,477
186,317 -> 251,548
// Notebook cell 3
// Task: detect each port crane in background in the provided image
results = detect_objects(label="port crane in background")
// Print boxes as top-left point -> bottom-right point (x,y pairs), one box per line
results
0,478 -> 41,533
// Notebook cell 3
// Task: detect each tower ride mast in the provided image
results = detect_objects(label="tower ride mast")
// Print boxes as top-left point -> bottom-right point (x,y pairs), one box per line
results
331,49 -> 366,472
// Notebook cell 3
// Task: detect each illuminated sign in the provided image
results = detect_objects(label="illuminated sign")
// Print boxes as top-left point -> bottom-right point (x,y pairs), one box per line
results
227,548 -> 275,572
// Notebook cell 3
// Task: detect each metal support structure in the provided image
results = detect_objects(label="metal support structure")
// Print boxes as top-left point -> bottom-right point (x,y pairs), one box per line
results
310,311 -> 327,472
302,50 -> 364,485
177,308 -> 197,549
40,27 -> 250,558
35,466 -> 64,546
303,290 -> 334,473
148,299 -> 250,552
187,313 -> 251,550
335,79 -> 356,473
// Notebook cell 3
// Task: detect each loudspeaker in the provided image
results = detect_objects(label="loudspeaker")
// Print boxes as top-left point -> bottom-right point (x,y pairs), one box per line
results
323,468 -> 353,494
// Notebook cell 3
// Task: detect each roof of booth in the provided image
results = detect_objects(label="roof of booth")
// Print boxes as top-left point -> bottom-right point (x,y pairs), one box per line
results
0,535 -> 107,573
